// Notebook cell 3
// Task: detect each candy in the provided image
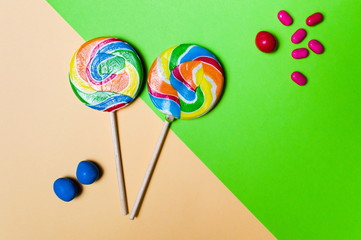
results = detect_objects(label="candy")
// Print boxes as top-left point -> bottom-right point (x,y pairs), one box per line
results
130,44 -> 225,220
53,178 -> 79,202
291,72 -> 307,86
306,12 -> 323,26
69,37 -> 143,215
277,10 -> 293,26
308,39 -> 324,54
148,44 -> 224,120
255,31 -> 277,53
291,28 -> 307,44
76,161 -> 100,185
69,37 -> 143,112
292,48 -> 309,59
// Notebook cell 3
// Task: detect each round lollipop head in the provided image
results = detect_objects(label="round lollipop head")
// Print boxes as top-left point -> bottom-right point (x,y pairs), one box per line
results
148,44 -> 224,120
69,37 -> 143,112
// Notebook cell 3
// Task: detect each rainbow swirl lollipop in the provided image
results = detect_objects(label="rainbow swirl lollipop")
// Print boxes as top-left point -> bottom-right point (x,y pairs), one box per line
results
148,44 -> 224,119
69,37 -> 143,215
130,44 -> 224,219
69,37 -> 142,112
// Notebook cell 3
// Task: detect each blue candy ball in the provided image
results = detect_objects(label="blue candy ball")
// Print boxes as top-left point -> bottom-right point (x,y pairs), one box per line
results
53,178 -> 78,202
76,161 -> 100,185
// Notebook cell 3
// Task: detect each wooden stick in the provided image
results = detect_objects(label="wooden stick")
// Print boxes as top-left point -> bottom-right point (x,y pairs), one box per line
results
129,119 -> 172,220
109,111 -> 128,215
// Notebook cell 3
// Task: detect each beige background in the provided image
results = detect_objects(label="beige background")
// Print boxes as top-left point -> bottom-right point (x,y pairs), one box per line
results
0,1 -> 275,239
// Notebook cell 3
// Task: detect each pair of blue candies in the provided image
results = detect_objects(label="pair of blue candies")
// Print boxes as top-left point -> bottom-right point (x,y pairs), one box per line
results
53,161 -> 100,202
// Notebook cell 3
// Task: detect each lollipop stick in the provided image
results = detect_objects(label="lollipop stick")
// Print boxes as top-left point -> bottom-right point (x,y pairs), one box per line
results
129,120 -> 172,220
109,111 -> 128,215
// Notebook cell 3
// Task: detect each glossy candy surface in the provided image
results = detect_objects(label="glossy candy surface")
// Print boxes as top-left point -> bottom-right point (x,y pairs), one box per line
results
291,72 -> 307,86
69,37 -> 143,112
291,29 -> 307,44
53,178 -> 78,202
306,12 -> 323,26
308,40 -> 325,54
148,44 -> 224,120
277,10 -> 293,26
255,31 -> 277,53
292,48 -> 309,59
76,161 -> 100,185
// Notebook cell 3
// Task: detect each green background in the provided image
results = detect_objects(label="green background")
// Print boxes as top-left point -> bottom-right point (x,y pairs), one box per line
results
46,0 -> 361,239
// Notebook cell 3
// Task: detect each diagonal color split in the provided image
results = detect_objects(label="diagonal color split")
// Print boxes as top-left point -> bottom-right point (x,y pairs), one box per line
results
0,0 -> 276,239
46,0 -> 361,239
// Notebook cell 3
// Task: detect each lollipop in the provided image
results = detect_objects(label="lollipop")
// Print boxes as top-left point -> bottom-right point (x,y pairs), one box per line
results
129,44 -> 224,219
69,37 -> 143,215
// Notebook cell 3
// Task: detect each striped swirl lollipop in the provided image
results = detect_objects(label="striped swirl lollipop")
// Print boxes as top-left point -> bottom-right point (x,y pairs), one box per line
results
130,44 -> 224,219
70,37 -> 142,111
70,37 -> 143,215
148,44 -> 224,119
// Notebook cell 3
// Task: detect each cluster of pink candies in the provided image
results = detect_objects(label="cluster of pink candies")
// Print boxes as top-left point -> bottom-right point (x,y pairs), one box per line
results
278,10 -> 324,86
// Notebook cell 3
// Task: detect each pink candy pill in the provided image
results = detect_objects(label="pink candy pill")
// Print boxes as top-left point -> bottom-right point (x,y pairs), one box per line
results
308,39 -> 324,54
278,10 -> 293,26
292,48 -> 309,59
291,28 -> 307,44
306,12 -> 323,26
291,72 -> 307,86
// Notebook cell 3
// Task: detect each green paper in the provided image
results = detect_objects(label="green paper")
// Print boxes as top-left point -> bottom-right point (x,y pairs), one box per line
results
47,0 -> 361,238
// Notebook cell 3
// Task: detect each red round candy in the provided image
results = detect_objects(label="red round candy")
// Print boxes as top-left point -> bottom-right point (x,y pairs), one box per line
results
255,31 -> 277,53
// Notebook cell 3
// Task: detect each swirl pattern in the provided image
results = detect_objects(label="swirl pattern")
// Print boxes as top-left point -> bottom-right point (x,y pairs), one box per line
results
148,44 -> 224,120
69,37 -> 143,112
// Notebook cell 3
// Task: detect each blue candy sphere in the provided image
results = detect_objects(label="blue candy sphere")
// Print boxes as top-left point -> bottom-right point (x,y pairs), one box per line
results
76,161 -> 100,185
53,178 -> 78,202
